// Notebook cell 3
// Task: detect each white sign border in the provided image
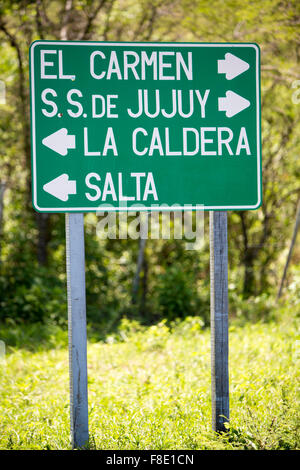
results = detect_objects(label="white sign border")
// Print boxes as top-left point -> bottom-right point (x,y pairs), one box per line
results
30,41 -> 261,212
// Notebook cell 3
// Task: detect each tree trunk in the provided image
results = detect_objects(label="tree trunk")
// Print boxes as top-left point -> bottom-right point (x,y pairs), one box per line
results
242,249 -> 256,298
140,254 -> 148,316
277,199 -> 300,299
239,212 -> 257,297
0,20 -> 51,266
132,237 -> 147,304
35,212 -> 51,266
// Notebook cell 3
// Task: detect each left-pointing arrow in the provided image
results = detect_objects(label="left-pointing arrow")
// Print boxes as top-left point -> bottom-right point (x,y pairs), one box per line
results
43,174 -> 77,202
42,128 -> 76,156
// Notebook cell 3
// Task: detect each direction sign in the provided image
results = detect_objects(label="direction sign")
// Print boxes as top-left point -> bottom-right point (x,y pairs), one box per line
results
30,41 -> 261,212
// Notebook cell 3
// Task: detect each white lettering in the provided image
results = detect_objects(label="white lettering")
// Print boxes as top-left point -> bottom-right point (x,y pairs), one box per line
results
200,127 -> 216,156
132,128 -> 148,155
90,51 -> 106,79
218,127 -> 233,155
67,89 -> 83,118
58,50 -> 75,80
236,127 -> 251,155
40,50 -> 57,79
103,127 -> 118,156
143,173 -> 158,200
41,88 -> 57,117
85,173 -> 101,201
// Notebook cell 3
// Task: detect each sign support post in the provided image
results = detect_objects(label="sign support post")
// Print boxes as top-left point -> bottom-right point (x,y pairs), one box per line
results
65,213 -> 89,448
209,211 -> 229,433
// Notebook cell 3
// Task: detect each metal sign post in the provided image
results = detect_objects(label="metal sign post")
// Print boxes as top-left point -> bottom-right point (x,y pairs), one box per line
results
65,213 -> 89,448
209,211 -> 229,432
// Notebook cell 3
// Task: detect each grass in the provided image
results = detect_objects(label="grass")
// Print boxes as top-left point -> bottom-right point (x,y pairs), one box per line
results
0,312 -> 299,450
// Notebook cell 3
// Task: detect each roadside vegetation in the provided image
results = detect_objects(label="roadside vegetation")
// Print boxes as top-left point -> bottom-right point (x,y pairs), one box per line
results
0,291 -> 299,450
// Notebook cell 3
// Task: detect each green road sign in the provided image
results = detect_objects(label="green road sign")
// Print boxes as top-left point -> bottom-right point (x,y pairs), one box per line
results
30,41 -> 261,212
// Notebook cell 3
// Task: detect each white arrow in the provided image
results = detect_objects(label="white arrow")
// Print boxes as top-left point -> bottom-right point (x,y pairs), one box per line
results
218,53 -> 249,80
42,128 -> 76,156
43,174 -> 77,202
218,90 -> 250,118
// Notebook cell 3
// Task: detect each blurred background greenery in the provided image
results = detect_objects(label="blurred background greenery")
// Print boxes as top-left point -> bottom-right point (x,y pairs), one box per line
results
0,0 -> 299,339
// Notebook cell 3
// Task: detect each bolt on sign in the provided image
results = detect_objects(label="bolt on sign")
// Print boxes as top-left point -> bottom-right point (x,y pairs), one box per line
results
30,41 -> 261,212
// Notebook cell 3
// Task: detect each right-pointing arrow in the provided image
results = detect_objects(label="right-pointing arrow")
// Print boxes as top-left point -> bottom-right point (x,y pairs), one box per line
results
218,53 -> 250,80
43,174 -> 77,202
42,128 -> 76,156
218,90 -> 250,118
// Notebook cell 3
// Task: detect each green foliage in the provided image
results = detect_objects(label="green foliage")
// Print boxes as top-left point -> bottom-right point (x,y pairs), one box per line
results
0,308 -> 299,450
0,321 -> 68,351
0,262 -> 67,324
